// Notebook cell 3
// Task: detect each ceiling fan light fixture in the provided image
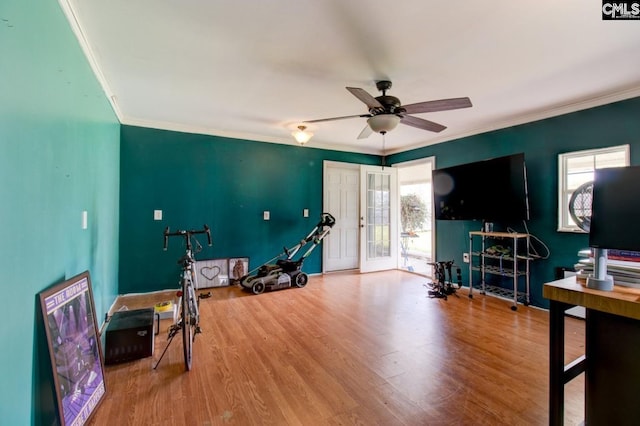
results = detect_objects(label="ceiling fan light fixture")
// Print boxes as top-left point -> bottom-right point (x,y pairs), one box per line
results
292,125 -> 313,145
367,114 -> 400,134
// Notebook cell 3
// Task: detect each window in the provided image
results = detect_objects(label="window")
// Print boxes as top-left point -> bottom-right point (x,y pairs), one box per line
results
558,144 -> 629,232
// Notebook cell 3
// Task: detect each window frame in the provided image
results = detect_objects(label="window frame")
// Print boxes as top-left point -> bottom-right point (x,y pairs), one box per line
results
557,144 -> 630,232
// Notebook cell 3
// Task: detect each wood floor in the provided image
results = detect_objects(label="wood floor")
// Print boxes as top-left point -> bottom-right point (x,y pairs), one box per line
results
89,270 -> 585,425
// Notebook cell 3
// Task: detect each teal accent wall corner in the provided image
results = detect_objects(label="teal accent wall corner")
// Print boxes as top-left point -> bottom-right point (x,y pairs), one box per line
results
119,126 -> 379,294
0,1 -> 120,424
388,96 -> 640,307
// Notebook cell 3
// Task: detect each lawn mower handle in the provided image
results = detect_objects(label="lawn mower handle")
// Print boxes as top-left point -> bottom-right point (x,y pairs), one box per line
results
318,213 -> 336,228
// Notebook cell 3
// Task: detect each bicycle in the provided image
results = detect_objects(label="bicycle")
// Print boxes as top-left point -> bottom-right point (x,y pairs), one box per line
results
154,225 -> 212,371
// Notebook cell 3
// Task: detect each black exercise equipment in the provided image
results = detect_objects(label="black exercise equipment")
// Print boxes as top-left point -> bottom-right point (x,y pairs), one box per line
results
426,260 -> 462,300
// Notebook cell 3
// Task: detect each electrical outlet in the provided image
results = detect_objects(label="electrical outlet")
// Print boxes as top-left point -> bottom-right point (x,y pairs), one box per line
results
463,253 -> 470,263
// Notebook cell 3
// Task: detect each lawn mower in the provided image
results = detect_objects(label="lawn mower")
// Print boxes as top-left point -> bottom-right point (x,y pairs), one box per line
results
239,213 -> 335,294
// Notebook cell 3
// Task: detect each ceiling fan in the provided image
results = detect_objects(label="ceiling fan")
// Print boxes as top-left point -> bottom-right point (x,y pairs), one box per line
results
304,80 -> 472,139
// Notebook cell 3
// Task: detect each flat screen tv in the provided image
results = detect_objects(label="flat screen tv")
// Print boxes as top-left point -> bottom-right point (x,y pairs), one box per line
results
432,153 -> 529,223
589,165 -> 640,252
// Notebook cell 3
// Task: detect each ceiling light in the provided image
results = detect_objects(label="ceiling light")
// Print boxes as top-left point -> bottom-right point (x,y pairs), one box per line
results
367,114 -> 401,135
292,125 -> 313,145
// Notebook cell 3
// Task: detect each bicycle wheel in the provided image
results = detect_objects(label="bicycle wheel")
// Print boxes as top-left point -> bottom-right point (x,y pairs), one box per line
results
181,277 -> 195,371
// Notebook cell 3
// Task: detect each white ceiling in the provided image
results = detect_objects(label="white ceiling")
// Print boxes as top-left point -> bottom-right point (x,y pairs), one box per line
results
61,0 -> 640,155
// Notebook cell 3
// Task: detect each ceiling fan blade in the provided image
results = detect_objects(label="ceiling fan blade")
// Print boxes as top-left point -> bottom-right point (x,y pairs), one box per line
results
402,97 -> 472,114
346,87 -> 384,109
400,115 -> 447,133
304,114 -> 369,123
357,124 -> 373,139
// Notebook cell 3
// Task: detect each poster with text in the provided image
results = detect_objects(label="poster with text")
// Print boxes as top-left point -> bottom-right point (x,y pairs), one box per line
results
40,271 -> 106,426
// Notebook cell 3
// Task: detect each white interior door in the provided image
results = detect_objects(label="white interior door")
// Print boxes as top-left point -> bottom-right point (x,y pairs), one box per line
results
323,161 -> 360,271
359,165 -> 398,273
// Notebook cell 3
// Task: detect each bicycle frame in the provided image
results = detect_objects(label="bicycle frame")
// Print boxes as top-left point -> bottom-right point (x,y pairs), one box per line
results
154,225 -> 211,371
177,247 -> 199,370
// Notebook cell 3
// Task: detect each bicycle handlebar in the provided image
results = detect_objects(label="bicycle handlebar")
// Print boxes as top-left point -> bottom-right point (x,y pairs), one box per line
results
163,225 -> 212,251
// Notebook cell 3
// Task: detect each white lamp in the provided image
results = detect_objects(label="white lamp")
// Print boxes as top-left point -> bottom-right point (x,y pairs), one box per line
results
367,114 -> 401,135
292,125 -> 313,145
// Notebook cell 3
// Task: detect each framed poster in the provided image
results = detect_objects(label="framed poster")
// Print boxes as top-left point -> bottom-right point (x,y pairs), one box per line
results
229,257 -> 249,284
195,258 -> 229,288
39,271 -> 106,426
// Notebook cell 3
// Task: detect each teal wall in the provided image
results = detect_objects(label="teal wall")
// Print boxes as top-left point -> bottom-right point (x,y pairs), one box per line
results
119,126 -> 379,294
388,96 -> 640,307
0,1 -> 120,424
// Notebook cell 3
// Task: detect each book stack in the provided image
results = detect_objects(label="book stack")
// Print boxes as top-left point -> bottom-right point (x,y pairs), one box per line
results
575,249 -> 640,288
608,249 -> 640,263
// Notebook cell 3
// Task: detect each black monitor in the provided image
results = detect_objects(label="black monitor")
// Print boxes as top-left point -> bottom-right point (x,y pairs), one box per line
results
589,165 -> 640,252
432,153 -> 529,223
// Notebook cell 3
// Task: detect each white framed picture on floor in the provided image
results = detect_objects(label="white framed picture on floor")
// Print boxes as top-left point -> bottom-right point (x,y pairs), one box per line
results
195,258 -> 229,288
229,257 -> 249,284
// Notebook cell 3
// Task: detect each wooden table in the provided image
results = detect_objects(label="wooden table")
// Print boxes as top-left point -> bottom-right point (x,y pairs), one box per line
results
543,276 -> 640,426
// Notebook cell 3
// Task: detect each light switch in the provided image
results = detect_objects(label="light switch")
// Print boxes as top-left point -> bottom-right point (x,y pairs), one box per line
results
263,211 -> 270,220
303,209 -> 309,218
154,210 -> 163,221
81,210 -> 88,230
